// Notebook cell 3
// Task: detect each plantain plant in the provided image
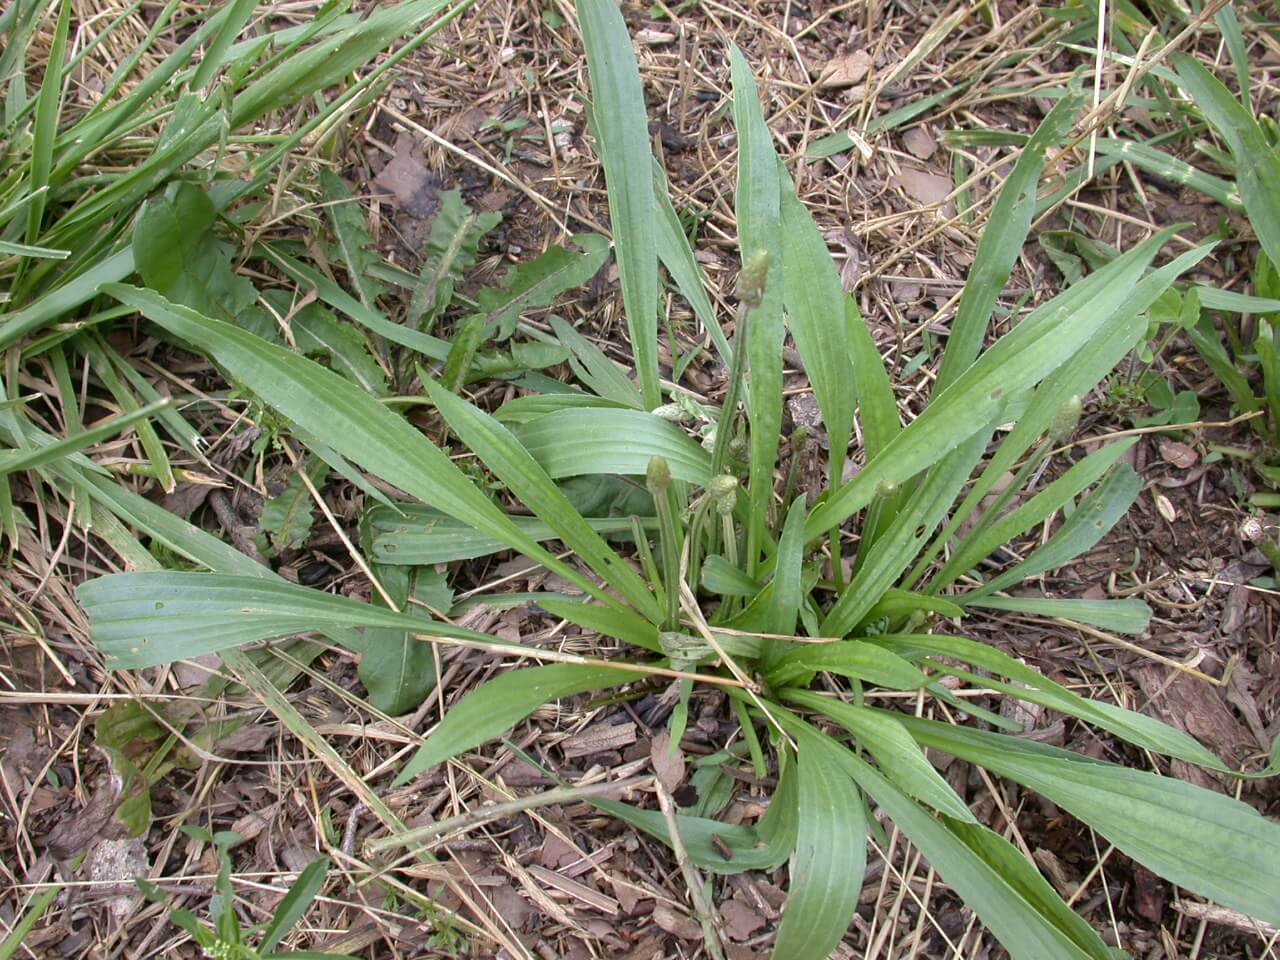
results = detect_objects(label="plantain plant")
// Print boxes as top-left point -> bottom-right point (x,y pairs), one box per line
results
75,1 -> 1280,957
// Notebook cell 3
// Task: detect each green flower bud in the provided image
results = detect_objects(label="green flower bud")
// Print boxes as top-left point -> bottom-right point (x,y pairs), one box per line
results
1048,394 -> 1083,442
646,455 -> 672,496
708,474 -> 739,516
875,478 -> 899,499
735,250 -> 770,308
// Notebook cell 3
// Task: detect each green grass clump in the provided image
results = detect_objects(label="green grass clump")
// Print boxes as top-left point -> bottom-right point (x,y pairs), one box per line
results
9,0 -> 1277,957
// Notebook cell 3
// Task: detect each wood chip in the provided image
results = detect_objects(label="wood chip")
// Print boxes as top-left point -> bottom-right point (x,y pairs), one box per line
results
721,898 -> 765,941
1158,439 -> 1198,468
649,729 -> 686,792
652,902 -> 702,940
902,125 -> 937,159
562,720 -> 637,759
817,49 -> 872,88
527,864 -> 620,915
890,167 -> 954,208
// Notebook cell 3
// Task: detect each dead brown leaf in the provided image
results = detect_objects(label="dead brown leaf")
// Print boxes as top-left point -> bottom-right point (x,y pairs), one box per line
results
562,720 -> 637,759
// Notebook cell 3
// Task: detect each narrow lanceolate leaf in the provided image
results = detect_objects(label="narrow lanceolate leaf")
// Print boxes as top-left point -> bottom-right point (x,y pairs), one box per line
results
969,464 -> 1140,598
1174,53 -> 1280,269
76,571 -> 502,669
772,725 -> 866,960
900,716 -> 1280,926
767,496 -> 808,641
785,691 -> 974,822
730,44 -> 785,576
773,711 -> 1111,960
422,378 -> 662,622
934,440 -> 1137,591
768,641 -> 928,692
104,285 -> 629,614
549,316 -> 644,408
396,664 -> 630,785
778,171 -> 855,465
846,296 -> 900,460
653,160 -> 732,366
821,429 -> 989,636
367,505 -> 644,565
874,634 -> 1234,772
964,596 -> 1152,635
934,84 -> 1083,394
576,0 -> 661,408
804,234 -> 1210,541
513,408 -> 711,484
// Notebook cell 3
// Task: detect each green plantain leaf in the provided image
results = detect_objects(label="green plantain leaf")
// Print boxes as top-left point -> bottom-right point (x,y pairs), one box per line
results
477,235 -> 610,340
576,0 -> 661,407
730,44 -> 785,576
964,596 -> 1152,634
778,171 -> 855,465
77,571 -> 499,670
513,408 -> 711,484
104,284 -> 630,613
1174,53 -> 1280,269
366,503 -> 644,565
875,634 -> 1234,771
549,316 -> 644,408
806,236 -> 1210,541
773,710 -> 1112,960
768,640 -> 928,691
934,82 -> 1084,394
395,663 -> 631,784
935,440 -> 1137,592
422,376 -> 662,620
968,465 -> 1140,598
787,690 -> 974,821
900,715 -> 1280,926
772,723 -> 866,960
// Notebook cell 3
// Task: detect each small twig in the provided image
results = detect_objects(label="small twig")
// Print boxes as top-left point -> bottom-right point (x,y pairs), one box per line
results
365,776 -> 650,865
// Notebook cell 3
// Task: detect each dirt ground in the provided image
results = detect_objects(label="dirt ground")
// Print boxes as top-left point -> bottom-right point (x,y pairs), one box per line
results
3,0 -> 1280,958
